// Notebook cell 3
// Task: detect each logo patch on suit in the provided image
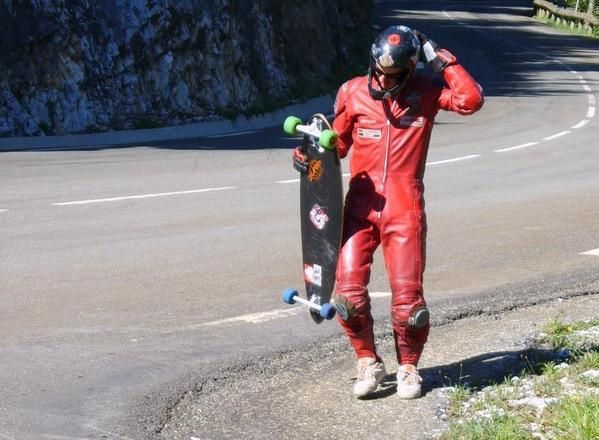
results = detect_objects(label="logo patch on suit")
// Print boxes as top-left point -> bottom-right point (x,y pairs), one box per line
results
357,128 -> 382,140
358,118 -> 377,125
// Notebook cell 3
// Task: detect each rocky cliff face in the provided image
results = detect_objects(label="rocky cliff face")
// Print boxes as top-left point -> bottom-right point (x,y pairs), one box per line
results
0,0 -> 372,137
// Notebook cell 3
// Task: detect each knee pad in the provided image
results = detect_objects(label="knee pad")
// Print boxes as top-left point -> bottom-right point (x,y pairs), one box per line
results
332,285 -> 371,320
408,306 -> 430,329
332,292 -> 372,321
393,303 -> 430,329
392,296 -> 430,345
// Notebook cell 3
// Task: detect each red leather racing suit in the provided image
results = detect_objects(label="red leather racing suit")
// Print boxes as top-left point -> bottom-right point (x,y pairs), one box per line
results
332,59 -> 483,366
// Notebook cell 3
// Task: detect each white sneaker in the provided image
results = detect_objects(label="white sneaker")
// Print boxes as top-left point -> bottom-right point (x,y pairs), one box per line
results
396,364 -> 422,399
353,357 -> 386,398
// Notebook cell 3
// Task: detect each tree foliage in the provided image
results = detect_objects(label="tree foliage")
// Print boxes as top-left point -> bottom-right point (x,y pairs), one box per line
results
564,0 -> 598,16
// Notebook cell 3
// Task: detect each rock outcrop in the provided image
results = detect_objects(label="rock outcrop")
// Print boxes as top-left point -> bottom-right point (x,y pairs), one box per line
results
0,0 -> 372,136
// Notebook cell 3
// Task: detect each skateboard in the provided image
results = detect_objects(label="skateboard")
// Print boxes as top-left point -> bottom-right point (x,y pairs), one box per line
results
281,114 -> 344,323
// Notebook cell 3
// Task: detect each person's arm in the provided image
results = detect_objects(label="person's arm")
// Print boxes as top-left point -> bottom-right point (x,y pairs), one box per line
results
415,31 -> 484,115
292,80 -> 356,172
332,81 -> 355,159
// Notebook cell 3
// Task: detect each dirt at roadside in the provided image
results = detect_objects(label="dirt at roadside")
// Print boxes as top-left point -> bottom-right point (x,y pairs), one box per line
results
158,294 -> 598,440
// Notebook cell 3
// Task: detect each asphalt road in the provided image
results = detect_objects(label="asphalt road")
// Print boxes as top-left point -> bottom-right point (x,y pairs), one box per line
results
0,1 -> 598,438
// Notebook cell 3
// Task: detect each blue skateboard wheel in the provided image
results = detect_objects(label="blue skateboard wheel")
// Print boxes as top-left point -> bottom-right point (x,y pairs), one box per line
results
320,303 -> 336,320
282,288 -> 299,305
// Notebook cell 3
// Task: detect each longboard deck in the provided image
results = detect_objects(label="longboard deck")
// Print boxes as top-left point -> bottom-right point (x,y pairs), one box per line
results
299,114 -> 344,323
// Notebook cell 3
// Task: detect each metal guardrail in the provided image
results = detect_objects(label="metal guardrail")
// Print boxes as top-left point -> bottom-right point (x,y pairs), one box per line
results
533,0 -> 598,34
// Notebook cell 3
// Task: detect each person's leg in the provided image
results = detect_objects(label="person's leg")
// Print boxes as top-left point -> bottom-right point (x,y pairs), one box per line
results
382,217 -> 429,366
335,215 -> 381,360
381,213 -> 429,399
334,215 -> 385,397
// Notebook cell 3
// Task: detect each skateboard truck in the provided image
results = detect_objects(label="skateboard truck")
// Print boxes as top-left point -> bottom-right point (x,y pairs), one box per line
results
282,288 -> 336,320
283,116 -> 338,150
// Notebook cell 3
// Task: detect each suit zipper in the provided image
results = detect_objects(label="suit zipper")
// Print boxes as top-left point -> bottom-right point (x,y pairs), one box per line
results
378,101 -> 395,219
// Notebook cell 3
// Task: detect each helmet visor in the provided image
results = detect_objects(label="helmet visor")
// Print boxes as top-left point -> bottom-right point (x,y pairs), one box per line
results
372,64 -> 411,90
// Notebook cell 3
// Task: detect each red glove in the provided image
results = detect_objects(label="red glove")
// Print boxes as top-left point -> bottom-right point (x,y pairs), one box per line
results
292,146 -> 308,174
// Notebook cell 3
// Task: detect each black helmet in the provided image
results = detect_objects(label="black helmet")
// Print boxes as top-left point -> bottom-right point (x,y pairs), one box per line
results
368,25 -> 421,100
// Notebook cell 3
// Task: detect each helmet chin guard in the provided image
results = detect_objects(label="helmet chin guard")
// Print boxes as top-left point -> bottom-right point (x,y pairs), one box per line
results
367,60 -> 411,101
368,25 -> 421,100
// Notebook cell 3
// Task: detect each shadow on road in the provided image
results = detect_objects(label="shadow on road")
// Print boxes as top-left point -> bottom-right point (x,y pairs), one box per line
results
422,347 -> 559,394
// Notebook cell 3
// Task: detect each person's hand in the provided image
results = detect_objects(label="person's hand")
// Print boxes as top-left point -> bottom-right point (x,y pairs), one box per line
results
413,30 -> 437,64
292,146 -> 308,174
414,30 -> 435,62
413,29 -> 454,73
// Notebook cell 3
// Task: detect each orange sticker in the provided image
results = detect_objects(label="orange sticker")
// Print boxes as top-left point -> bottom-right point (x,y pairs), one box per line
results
307,159 -> 323,182
387,34 -> 401,46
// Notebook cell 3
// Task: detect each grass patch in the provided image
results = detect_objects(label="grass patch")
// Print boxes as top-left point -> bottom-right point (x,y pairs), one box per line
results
535,15 -> 599,38
442,414 -> 532,440
441,318 -> 599,439
577,350 -> 599,370
444,385 -> 473,419
546,395 -> 599,439
541,317 -> 599,349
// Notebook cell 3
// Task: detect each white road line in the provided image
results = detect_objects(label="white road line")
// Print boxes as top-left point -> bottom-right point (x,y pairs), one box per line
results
543,131 -> 570,141
206,130 -> 258,138
53,187 -> 236,206
200,291 -> 392,327
494,142 -> 539,153
427,155 -> 480,166
572,120 -> 590,129
277,157 -> 475,185
581,248 -> 599,256
443,9 -> 593,155
0,209 -> 8,212
370,291 -> 391,298
201,308 -> 301,326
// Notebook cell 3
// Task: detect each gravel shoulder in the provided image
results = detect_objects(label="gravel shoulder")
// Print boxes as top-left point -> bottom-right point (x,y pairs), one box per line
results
142,288 -> 598,440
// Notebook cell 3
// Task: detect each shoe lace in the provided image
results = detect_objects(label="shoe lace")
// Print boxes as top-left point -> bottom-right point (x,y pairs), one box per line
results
398,368 -> 422,385
357,363 -> 378,381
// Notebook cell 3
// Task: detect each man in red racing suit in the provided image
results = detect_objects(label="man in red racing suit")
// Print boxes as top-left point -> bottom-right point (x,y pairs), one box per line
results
293,25 -> 483,399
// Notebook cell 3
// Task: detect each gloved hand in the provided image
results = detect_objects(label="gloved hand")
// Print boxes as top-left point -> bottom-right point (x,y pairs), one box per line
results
292,146 -> 308,174
413,30 -> 456,73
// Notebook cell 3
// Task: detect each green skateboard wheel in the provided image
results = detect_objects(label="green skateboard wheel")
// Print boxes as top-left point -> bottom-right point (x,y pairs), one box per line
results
319,129 -> 337,150
283,116 -> 302,136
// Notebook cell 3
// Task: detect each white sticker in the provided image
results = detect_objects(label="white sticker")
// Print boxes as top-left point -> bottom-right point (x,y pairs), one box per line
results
357,128 -> 382,140
358,118 -> 377,125
304,264 -> 322,287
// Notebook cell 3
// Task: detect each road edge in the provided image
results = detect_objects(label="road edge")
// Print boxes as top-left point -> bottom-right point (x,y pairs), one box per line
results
0,95 -> 334,151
